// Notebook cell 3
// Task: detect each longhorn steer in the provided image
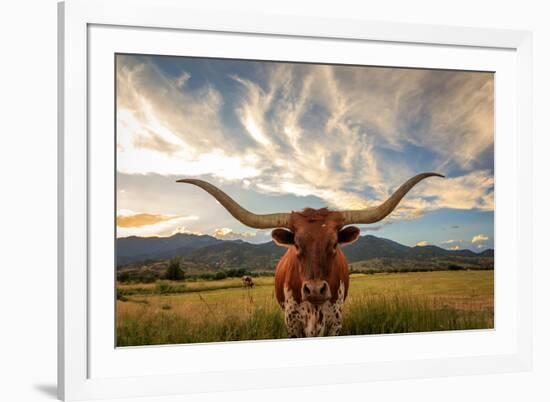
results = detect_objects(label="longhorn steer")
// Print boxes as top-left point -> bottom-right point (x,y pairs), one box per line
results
242,275 -> 254,287
177,173 -> 443,338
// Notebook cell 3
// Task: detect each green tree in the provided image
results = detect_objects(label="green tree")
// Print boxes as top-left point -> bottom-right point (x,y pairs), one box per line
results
213,271 -> 227,280
164,257 -> 186,281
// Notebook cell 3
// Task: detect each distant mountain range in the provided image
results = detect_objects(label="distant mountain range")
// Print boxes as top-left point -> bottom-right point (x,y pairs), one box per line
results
117,233 -> 223,265
117,233 -> 493,268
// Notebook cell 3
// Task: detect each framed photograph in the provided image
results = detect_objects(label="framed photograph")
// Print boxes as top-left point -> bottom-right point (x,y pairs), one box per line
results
58,0 -> 533,400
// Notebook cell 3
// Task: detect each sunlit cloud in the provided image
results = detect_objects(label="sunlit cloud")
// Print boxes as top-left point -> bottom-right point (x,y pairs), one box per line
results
117,212 -> 177,228
472,234 -> 489,243
416,241 -> 430,247
244,115 -> 271,146
213,227 -> 257,240
115,55 -> 494,240
116,57 -> 261,181
412,170 -> 494,212
441,239 -> 464,245
116,210 -> 199,238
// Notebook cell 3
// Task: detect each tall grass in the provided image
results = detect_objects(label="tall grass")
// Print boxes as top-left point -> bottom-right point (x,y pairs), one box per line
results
116,273 -> 493,347
341,294 -> 492,335
117,300 -> 287,345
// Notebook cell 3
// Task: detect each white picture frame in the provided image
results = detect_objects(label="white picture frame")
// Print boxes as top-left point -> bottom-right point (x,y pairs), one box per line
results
58,0 -> 533,400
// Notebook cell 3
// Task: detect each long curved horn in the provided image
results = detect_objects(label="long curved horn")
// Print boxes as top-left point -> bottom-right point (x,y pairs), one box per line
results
341,172 -> 444,225
176,179 -> 291,229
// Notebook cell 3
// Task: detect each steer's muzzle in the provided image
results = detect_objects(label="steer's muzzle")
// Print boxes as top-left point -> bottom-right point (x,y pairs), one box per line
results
302,280 -> 331,305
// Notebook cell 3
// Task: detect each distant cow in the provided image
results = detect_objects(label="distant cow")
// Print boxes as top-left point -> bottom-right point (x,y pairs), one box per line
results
242,275 -> 254,288
178,173 -> 443,338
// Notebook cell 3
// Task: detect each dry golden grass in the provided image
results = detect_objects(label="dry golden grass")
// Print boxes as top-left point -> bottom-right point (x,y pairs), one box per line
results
116,270 -> 493,346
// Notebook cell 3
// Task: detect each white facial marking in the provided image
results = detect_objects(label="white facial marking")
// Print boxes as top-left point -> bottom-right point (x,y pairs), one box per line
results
283,282 -> 345,338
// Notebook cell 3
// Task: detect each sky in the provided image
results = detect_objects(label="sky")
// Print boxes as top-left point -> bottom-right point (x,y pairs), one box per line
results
115,54 -> 494,252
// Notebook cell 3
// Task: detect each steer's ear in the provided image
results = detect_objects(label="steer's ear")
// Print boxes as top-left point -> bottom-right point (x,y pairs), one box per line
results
338,226 -> 360,246
272,229 -> 295,247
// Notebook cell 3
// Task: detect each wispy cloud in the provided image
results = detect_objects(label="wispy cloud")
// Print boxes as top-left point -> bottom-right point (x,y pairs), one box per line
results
360,223 -> 389,232
116,55 -> 494,239
412,171 -> 494,212
116,57 -> 260,180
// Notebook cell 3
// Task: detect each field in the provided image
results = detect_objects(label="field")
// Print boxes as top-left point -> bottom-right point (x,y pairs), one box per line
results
116,270 -> 494,346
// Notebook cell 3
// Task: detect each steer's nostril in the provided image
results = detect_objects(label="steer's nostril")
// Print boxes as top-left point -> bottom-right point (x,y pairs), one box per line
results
303,284 -> 311,295
320,283 -> 327,295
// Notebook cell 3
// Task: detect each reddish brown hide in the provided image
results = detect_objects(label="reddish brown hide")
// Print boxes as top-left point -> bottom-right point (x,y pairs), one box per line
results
273,208 -> 358,307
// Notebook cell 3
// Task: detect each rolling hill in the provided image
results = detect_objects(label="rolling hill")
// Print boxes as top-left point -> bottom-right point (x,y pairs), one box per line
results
117,233 -> 493,269
117,233 -> 223,265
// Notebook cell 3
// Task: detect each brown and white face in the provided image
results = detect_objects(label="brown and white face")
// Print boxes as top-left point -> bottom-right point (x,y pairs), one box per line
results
271,210 -> 360,305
